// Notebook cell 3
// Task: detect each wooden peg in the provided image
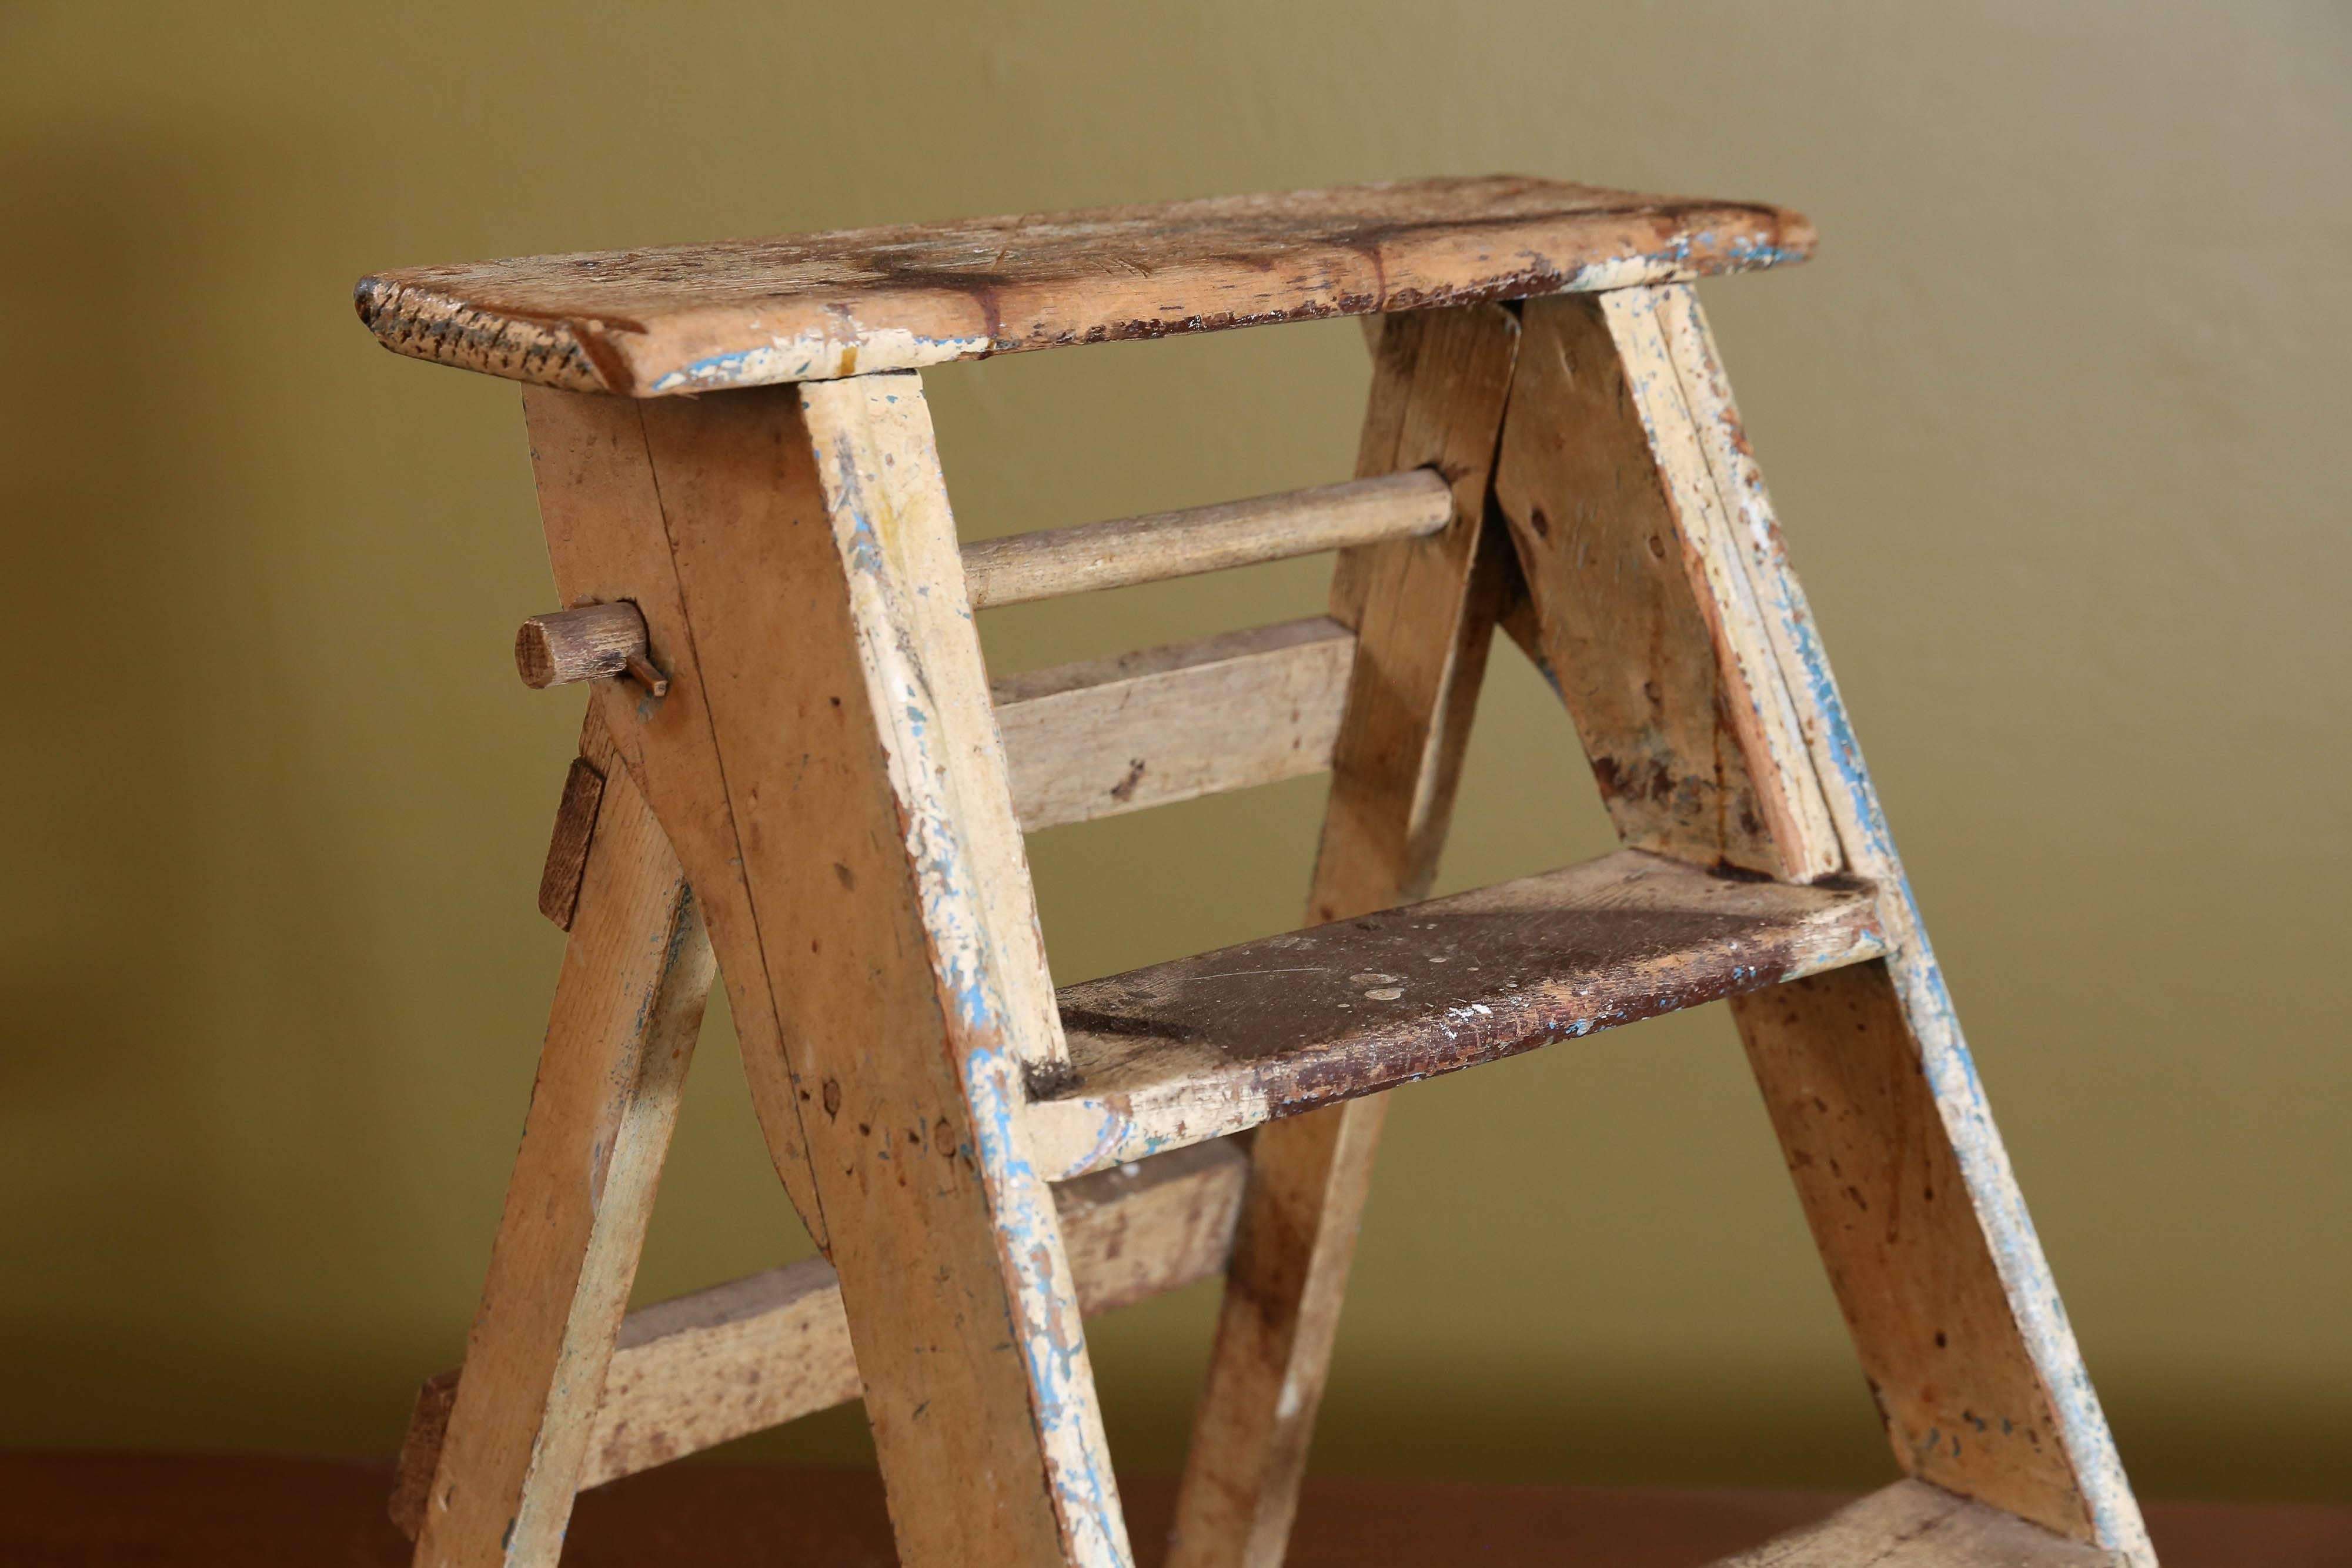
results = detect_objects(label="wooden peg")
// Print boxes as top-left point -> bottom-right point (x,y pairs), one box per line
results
516,601 -> 656,690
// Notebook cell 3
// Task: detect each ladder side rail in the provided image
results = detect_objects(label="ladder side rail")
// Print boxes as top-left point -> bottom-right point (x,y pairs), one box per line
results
591,370 -> 1124,1567
410,713 -> 714,1568
1489,286 -> 2151,1565
1167,301 -> 1524,1568
1643,284 -> 2152,1563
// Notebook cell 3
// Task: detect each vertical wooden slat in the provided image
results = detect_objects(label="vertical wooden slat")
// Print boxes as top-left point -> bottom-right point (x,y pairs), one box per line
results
1489,285 -> 2152,1566
412,713 -> 714,1568
1168,302 -> 1522,1568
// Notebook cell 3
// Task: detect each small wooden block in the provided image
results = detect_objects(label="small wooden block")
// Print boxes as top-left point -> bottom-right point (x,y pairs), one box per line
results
516,601 -> 650,690
536,757 -> 606,930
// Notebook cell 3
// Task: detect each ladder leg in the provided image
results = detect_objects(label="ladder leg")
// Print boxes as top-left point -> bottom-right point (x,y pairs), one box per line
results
412,714 -> 715,1568
1491,286 -> 2153,1565
522,376 -> 1127,1568
1169,303 -> 1522,1568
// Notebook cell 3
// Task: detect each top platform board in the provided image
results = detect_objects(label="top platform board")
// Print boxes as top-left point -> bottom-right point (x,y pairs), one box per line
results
354,175 -> 1812,397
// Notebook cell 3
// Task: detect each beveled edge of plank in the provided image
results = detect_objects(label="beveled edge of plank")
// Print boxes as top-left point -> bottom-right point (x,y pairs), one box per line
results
1707,1480 -> 2125,1566
1025,851 -> 1888,1181
354,176 -> 1814,395
388,1139 -> 1248,1538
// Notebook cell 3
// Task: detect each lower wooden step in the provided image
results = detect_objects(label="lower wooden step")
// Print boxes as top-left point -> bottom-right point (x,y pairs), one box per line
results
388,1139 -> 1246,1538
1024,849 -> 1887,1180
1710,1480 -> 2125,1566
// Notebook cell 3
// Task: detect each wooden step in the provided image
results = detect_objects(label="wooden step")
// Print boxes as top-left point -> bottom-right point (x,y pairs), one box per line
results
1707,1480 -> 2125,1566
1025,850 -> 1886,1180
389,1139 -> 1248,1538
354,176 -> 1813,395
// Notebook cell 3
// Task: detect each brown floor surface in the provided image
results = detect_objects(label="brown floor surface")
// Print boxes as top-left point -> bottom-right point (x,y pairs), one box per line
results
1,1454 -> 2344,1566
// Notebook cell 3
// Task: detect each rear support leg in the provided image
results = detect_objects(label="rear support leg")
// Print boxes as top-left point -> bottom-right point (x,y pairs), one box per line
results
410,714 -> 714,1568
1169,301 -> 1522,1568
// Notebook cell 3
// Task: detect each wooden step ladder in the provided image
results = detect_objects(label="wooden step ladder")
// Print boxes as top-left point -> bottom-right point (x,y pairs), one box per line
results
356,176 -> 2154,1568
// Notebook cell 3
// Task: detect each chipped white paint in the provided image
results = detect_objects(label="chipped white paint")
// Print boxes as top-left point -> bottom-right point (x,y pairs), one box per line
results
799,374 -> 1130,1568
646,323 -> 988,395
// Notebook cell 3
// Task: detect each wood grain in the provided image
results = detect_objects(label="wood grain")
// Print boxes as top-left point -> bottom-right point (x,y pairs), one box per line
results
390,1141 -> 1249,1537
1168,302 -> 1524,1568
691,374 -> 1120,1566
354,177 -> 1812,396
993,618 -> 1353,831
521,387 -> 826,1241
1706,1481 -> 2123,1567
1495,284 -> 2151,1564
1494,293 -> 1803,875
963,472 -> 1450,609
1025,850 -> 1886,1181
411,725 -> 715,1568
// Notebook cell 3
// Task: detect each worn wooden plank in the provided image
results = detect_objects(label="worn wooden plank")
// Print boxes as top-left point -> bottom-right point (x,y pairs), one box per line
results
993,618 -> 1353,831
534,754 -> 605,930
524,375 -> 1117,1564
1641,285 -> 2147,1562
410,716 -> 714,1568
1491,283 -> 2150,1565
963,472 -> 1451,610
637,372 -> 1121,1566
1168,302 -> 1524,1568
522,387 -> 827,1240
390,1140 -> 1249,1537
1707,1481 -> 2124,1567
355,178 -> 1811,396
1024,850 -> 1886,1181
1736,965 -> 2108,1538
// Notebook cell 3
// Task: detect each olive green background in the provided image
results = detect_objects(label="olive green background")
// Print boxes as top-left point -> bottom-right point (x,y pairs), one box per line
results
4,0 -> 2346,1507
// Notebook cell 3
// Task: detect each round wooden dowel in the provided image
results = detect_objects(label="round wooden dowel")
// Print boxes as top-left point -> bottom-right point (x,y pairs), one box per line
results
516,601 -> 651,689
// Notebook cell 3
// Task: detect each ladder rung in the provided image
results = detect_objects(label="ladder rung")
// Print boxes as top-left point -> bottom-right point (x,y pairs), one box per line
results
995,617 -> 1354,831
1706,1480 -> 2123,1566
1025,850 -> 1887,1180
963,470 -> 1451,610
386,1139 -> 1245,1538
